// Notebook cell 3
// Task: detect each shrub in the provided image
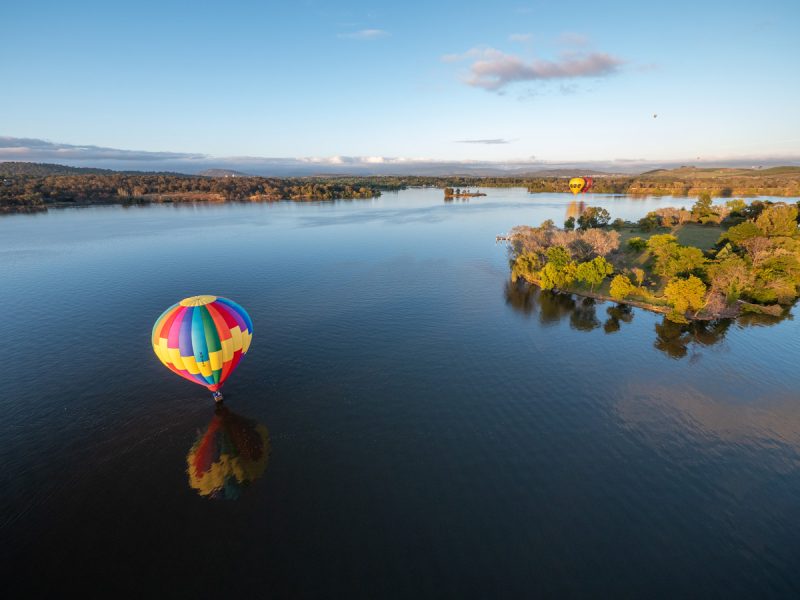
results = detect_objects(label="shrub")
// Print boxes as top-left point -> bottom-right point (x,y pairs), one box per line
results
664,276 -> 707,323
628,237 -> 647,251
610,274 -> 635,300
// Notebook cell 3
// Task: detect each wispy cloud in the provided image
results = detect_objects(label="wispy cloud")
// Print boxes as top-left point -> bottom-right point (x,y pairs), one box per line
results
0,136 -> 206,161
558,32 -> 588,46
445,47 -> 624,91
3,136 -> 798,176
337,29 -> 389,40
509,33 -> 532,43
456,138 -> 514,145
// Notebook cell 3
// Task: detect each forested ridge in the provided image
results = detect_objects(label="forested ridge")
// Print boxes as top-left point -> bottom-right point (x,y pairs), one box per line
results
0,170 -> 382,212
2,162 -> 799,213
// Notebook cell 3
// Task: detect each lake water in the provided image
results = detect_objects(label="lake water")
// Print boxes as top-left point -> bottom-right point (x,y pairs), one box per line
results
2,188 -> 799,597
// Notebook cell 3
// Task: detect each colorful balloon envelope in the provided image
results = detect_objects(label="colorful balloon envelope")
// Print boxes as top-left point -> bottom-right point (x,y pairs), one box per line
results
187,408 -> 270,500
568,177 -> 586,195
152,295 -> 253,393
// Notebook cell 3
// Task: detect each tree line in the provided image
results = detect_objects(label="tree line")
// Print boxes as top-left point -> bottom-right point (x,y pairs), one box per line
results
509,197 -> 800,323
0,173 -> 382,212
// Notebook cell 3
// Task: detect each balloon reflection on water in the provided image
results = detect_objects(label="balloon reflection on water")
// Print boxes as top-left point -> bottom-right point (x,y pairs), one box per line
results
187,407 -> 270,500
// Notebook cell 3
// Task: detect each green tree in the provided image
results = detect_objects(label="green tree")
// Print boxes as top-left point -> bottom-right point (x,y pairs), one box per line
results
575,256 -> 614,292
564,216 -> 575,230
546,246 -> 571,268
664,276 -> 707,323
538,246 -> 577,290
692,192 -> 714,222
721,221 -> 762,244
637,212 -> 660,231
511,252 -> 541,283
647,233 -> 678,254
755,203 -> 799,237
672,246 -> 707,276
647,234 -> 705,277
609,274 -> 636,300
631,267 -> 645,288
577,206 -> 611,229
725,198 -> 746,216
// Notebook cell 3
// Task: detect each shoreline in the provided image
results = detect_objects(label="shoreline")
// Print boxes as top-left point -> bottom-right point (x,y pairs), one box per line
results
0,194 -> 382,215
511,279 -> 783,321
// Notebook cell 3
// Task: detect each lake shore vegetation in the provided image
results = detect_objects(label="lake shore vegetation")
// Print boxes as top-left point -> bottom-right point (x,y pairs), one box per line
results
508,196 -> 800,323
3,162 -> 799,213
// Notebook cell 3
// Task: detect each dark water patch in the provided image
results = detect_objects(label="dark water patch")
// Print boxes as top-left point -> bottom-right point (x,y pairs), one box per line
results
2,188 -> 799,596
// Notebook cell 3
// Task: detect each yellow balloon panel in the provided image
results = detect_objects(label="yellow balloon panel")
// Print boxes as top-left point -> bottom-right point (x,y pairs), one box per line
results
569,178 -> 586,195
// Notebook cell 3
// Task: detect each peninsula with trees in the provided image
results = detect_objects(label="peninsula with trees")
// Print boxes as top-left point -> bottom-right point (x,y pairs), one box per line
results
507,195 -> 800,323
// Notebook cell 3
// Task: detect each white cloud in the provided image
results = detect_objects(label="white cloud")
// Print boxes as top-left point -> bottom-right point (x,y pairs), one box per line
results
558,32 -> 589,46
447,46 -> 625,91
456,138 -> 515,145
509,33 -> 532,43
337,29 -> 389,40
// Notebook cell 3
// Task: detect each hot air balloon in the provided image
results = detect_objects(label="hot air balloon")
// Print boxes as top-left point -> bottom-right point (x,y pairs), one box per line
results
569,177 -> 586,195
187,407 -> 270,500
152,295 -> 253,402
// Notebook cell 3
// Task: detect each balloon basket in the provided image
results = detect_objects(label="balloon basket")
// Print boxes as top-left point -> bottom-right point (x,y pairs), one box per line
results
212,391 -> 224,404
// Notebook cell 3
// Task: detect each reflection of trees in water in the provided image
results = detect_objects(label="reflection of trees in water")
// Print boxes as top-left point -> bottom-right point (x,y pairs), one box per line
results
505,280 -> 791,360
653,319 -> 732,359
604,304 -> 633,334
571,298 -> 601,331
504,280 -> 575,323
736,311 -> 792,328
505,281 -> 620,332
504,281 -> 613,331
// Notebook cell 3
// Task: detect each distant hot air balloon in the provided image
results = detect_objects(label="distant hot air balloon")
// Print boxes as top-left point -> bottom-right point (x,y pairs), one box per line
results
152,295 -> 253,402
583,177 -> 594,193
187,407 -> 270,500
569,177 -> 586,195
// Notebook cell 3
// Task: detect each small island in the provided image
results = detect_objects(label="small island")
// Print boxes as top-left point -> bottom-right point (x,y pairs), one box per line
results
505,195 -> 800,323
444,187 -> 486,198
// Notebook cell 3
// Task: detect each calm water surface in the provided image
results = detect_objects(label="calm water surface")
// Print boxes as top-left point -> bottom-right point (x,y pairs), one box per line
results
2,188 -> 799,597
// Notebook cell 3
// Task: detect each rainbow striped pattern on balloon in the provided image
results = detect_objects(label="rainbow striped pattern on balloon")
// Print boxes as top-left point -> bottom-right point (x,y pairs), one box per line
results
152,295 -> 253,392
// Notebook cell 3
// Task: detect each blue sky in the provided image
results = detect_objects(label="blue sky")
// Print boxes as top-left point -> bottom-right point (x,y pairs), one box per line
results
2,0 -> 799,169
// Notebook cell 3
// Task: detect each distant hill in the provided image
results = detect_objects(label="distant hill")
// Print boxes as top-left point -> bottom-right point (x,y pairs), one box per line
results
0,161 -> 192,178
0,161 -> 117,176
520,168 -> 618,177
198,168 -> 252,177
639,166 -> 800,178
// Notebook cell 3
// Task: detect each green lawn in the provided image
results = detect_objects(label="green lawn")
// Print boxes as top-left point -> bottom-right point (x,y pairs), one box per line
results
672,223 -> 724,250
615,226 -> 670,245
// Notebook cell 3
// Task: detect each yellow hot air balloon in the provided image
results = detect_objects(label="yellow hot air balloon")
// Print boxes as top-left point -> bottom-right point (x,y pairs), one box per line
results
569,177 -> 586,195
